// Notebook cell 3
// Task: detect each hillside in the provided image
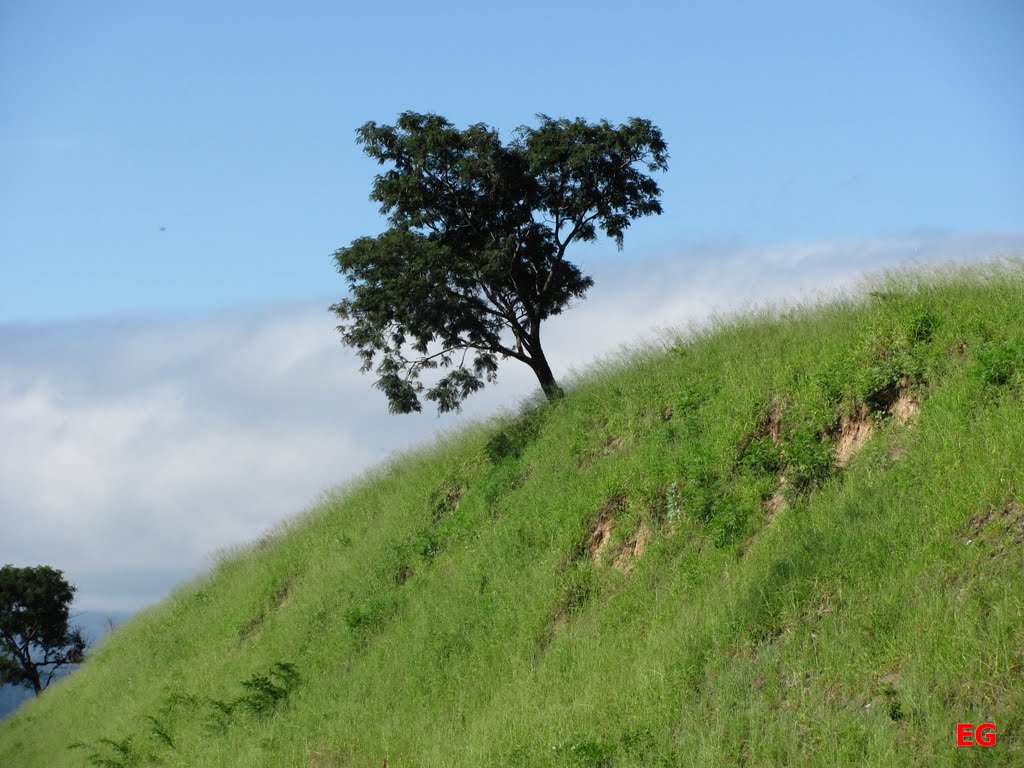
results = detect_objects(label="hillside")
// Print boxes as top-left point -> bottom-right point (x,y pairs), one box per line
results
2,261 -> 1022,767
0,612 -> 131,721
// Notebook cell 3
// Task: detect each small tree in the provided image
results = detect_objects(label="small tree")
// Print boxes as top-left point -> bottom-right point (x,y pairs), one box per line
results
0,564 -> 86,695
331,112 -> 668,413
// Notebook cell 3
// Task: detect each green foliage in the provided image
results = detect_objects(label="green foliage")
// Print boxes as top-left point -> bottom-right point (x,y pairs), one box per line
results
905,307 -> 939,345
207,662 -> 301,724
69,736 -> 142,768
851,296 -> 945,402
560,563 -> 594,617
68,662 -> 300,765
428,481 -> 464,522
331,111 -> 668,412
343,602 -> 388,635
7,262 -> 1024,768
741,435 -> 784,475
674,378 -> 717,415
144,716 -> 174,750
484,406 -> 546,463
89,737 -> 139,768
678,472 -> 752,546
973,336 -> 1023,388
237,662 -> 299,716
815,357 -> 857,406
556,738 -> 617,767
478,460 -> 525,517
0,564 -> 86,694
678,468 -> 721,524
782,426 -> 835,492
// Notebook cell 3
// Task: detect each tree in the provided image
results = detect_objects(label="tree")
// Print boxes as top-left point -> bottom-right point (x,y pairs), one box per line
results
331,112 -> 668,413
0,564 -> 86,695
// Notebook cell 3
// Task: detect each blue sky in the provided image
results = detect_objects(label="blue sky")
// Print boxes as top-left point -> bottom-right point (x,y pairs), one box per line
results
2,0 -> 1021,322
1,2 -> 1023,612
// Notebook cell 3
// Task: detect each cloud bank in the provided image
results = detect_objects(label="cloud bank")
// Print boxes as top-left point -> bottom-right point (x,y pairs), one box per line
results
2,233 -> 1021,612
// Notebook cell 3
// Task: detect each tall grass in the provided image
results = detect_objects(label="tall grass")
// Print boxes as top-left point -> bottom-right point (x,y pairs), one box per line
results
2,260 -> 1023,766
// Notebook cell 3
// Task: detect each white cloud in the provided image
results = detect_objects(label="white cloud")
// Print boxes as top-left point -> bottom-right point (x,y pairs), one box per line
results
1,233 -> 1021,612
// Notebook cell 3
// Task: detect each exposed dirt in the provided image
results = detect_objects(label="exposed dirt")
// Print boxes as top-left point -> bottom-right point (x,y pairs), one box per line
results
764,491 -> 788,517
834,378 -> 920,466
763,403 -> 784,445
891,389 -> 921,425
879,670 -> 902,689
589,514 -> 615,559
571,493 -> 627,564
834,405 -> 874,467
547,495 -> 631,648
745,380 -> 920,554
632,523 -> 653,558
764,474 -> 789,519
741,401 -> 785,453
612,522 -> 653,573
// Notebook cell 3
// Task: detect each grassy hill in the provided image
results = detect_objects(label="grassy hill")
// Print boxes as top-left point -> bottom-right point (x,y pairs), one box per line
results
0,611 -> 131,721
2,261 -> 1022,767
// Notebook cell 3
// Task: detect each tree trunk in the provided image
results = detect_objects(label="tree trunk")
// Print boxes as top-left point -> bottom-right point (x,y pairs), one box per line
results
529,342 -> 563,401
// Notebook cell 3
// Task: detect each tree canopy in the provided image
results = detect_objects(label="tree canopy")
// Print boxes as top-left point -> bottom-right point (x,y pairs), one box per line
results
0,564 -> 86,695
331,112 -> 668,413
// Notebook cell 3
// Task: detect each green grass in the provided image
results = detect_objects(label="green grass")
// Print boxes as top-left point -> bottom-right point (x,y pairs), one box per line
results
3,260 -> 1024,767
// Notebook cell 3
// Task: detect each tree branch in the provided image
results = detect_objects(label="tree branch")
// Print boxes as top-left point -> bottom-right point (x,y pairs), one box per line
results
541,211 -> 600,295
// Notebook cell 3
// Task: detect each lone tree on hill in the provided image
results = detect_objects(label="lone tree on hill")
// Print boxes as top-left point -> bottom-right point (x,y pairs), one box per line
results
0,564 -> 86,695
331,112 -> 668,413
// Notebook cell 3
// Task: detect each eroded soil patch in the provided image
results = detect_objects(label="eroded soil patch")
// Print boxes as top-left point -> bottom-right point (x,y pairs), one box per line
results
611,523 -> 653,573
576,493 -> 627,563
833,378 -> 921,466
834,405 -> 874,468
761,402 -> 784,445
764,479 -> 788,519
